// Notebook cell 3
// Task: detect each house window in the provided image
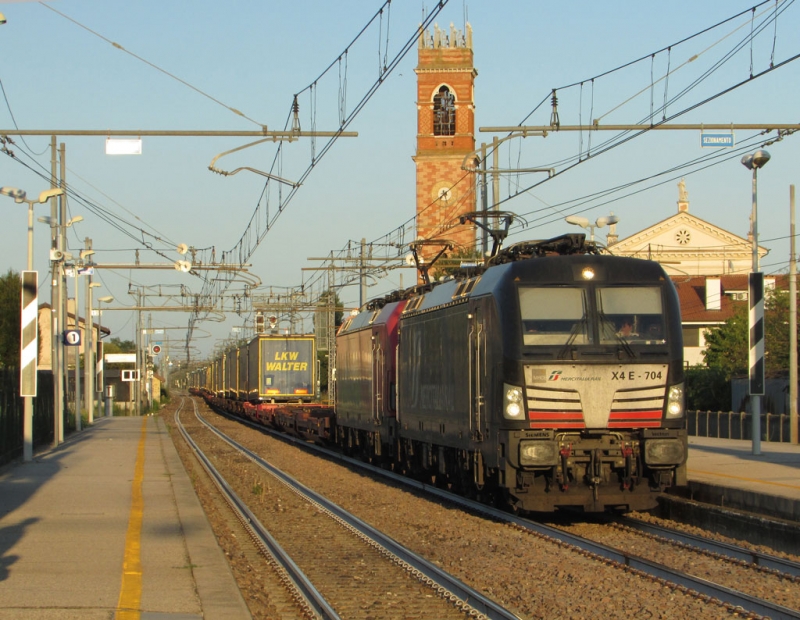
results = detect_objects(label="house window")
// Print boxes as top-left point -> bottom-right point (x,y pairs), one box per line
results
433,86 -> 456,136
682,327 -> 700,347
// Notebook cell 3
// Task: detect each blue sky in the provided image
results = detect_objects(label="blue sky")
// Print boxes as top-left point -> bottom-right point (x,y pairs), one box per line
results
1,0 -> 798,360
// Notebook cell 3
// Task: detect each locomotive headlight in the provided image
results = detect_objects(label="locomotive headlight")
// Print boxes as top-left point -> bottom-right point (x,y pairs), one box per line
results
645,438 -> 685,465
519,440 -> 559,466
504,384 -> 525,419
581,267 -> 595,280
666,382 -> 685,418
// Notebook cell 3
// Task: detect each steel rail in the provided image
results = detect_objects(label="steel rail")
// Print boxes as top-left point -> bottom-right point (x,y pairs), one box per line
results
175,398 -> 339,620
617,516 -> 800,579
192,405 -> 521,620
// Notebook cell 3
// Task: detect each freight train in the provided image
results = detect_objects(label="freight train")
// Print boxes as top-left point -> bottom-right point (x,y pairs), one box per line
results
190,233 -> 687,513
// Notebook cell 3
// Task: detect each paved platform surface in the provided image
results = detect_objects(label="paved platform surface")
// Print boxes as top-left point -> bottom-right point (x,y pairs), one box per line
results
685,435 -> 800,521
0,415 -> 251,620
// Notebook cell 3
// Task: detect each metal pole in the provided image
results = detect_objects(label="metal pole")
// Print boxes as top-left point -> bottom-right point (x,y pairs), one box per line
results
136,289 -> 142,417
50,135 -> 62,447
85,239 -> 94,424
74,269 -> 81,431
480,143 -> 488,257
491,136 -> 500,211
751,166 -> 761,455
359,238 -> 366,308
790,184 -> 798,444
58,142 -> 67,442
23,202 -> 34,462
97,300 -> 106,415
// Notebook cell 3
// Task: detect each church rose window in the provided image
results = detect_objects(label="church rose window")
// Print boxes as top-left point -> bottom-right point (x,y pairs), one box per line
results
433,86 -> 456,136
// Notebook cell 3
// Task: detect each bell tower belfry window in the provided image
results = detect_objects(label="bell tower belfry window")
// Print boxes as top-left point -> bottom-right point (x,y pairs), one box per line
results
433,86 -> 456,136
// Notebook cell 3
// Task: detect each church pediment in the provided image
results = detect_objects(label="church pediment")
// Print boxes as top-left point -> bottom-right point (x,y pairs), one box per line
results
610,211 -> 762,258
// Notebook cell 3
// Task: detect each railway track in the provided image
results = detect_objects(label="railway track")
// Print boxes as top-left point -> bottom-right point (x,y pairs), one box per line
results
175,397 -> 519,620
614,515 -> 800,579
194,397 -> 800,620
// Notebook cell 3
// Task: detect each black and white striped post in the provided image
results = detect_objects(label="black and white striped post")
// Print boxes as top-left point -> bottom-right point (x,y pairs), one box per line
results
20,270 -> 38,462
742,149 -> 771,456
749,272 -> 765,455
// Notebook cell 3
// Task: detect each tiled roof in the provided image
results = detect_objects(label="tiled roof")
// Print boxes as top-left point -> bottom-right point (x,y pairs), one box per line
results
671,274 -> 786,324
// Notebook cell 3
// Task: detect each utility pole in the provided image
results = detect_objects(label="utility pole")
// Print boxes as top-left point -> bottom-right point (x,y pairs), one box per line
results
136,288 -> 142,417
50,136 -> 62,446
790,184 -> 798,444
59,142 -> 68,437
84,237 -> 94,424
359,238 -> 367,308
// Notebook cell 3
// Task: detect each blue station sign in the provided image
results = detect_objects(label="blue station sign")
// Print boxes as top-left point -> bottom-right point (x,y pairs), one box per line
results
700,132 -> 734,148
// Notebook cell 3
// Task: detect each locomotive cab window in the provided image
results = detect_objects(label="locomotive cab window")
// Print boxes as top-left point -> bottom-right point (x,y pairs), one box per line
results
597,286 -> 665,345
520,287 -> 589,345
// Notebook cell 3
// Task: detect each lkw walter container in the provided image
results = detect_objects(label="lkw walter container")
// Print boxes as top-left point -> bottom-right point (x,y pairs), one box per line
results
248,334 -> 316,403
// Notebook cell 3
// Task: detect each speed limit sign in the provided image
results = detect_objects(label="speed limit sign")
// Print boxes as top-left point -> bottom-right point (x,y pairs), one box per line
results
64,330 -> 81,346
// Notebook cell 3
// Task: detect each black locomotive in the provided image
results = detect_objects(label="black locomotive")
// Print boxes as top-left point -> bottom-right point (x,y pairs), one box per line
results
336,233 -> 686,512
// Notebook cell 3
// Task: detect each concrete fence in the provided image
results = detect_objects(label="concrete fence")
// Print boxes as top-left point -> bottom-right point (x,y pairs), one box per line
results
687,410 -> 795,443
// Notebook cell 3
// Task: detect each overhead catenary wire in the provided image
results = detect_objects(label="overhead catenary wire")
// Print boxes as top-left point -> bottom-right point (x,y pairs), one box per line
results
37,2 -> 266,129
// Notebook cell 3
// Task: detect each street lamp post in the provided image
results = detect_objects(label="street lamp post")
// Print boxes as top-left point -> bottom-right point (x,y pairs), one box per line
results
0,186 -> 64,461
741,149 -> 771,456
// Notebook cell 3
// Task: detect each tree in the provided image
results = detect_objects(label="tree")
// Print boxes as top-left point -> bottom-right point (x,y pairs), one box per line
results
0,269 -> 21,368
702,286 -> 796,379
104,337 -> 136,354
430,248 -> 483,280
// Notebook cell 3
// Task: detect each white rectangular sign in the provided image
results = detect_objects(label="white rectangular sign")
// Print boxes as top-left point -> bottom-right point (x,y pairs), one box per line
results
105,353 -> 137,364
105,137 -> 142,155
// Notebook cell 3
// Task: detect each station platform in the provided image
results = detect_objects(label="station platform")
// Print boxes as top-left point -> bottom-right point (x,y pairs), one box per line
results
0,415 -> 251,620
683,435 -> 800,520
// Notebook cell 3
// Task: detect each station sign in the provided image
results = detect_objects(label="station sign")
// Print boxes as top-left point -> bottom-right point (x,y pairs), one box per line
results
700,132 -> 734,148
63,330 -> 81,346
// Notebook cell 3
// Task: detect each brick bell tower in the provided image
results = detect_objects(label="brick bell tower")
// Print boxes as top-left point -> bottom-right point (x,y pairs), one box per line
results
413,23 -> 477,257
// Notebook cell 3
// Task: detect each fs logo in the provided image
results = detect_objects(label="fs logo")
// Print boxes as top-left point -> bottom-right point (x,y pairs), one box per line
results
548,370 -> 562,381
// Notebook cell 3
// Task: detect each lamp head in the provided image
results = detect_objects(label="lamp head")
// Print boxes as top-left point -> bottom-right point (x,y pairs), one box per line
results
0,186 -> 26,202
0,12 -> 6,25
66,215 -> 83,227
565,215 -> 590,229
742,149 -> 771,171
98,296 -> 114,303
752,149 -> 771,169
37,188 -> 64,203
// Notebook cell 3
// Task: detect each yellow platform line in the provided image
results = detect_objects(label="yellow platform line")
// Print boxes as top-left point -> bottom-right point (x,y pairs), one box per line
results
115,417 -> 147,620
689,468 -> 800,491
